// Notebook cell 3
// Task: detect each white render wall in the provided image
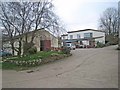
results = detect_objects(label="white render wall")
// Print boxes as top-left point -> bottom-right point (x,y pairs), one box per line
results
92,31 -> 105,44
82,40 -> 89,45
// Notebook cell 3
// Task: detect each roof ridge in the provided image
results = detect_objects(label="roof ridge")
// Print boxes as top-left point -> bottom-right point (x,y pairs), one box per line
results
68,29 -> 105,33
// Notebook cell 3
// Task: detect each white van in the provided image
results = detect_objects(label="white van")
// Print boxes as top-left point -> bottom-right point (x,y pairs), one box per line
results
66,43 -> 76,50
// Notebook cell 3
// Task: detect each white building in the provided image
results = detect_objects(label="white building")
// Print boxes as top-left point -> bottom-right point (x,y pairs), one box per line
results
61,29 -> 105,47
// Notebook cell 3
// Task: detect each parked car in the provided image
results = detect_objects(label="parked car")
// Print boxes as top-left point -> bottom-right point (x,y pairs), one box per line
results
0,50 -> 12,57
66,43 -> 76,50
79,45 -> 85,48
76,44 -> 85,48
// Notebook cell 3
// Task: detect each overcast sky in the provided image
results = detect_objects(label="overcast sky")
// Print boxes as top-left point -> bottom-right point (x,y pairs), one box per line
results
0,0 -> 119,32
53,0 -> 119,32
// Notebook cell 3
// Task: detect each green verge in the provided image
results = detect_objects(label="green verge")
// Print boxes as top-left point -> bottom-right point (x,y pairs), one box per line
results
1,51 -> 65,70
6,51 -> 63,61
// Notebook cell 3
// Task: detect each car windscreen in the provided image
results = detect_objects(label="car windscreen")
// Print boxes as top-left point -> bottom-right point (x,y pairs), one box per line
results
66,44 -> 70,46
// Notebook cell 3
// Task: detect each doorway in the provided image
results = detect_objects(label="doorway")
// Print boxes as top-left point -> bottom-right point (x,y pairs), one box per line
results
40,40 -> 44,51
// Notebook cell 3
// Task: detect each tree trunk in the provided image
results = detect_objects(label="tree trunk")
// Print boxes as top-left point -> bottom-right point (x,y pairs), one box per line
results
18,40 -> 22,56
23,42 -> 34,56
11,42 -> 14,56
118,25 -> 120,49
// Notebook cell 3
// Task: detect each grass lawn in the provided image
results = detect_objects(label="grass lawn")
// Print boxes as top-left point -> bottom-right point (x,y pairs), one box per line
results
2,51 -> 65,70
6,51 -> 63,61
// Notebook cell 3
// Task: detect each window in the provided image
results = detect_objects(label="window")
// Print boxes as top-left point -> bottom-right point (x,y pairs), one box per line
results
84,33 -> 93,38
77,34 -> 81,39
63,36 -> 65,39
70,35 -> 73,39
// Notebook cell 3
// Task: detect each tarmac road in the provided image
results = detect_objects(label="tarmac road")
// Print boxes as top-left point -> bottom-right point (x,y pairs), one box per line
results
2,45 -> 118,88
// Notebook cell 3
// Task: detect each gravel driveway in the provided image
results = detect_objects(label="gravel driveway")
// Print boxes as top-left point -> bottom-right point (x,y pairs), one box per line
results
2,45 -> 118,88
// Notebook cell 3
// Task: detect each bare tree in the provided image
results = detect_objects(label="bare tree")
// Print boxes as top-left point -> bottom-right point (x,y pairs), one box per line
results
99,7 -> 118,35
0,3 -> 18,55
0,2 -> 32,56
118,1 -> 120,49
0,1 -> 64,56
8,2 -> 34,56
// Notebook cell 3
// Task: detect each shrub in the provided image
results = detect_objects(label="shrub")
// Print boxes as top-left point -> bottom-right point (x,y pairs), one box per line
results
117,47 -> 120,50
105,42 -> 111,46
96,42 -> 105,48
61,46 -> 71,54
51,53 -> 59,57
28,46 -> 37,54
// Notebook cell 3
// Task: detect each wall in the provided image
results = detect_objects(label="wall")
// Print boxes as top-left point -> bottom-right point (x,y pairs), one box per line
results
3,40 -> 22,55
51,36 -> 58,48
93,31 -> 105,44
82,40 -> 89,45
3,41 -> 12,53
22,30 -> 57,52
